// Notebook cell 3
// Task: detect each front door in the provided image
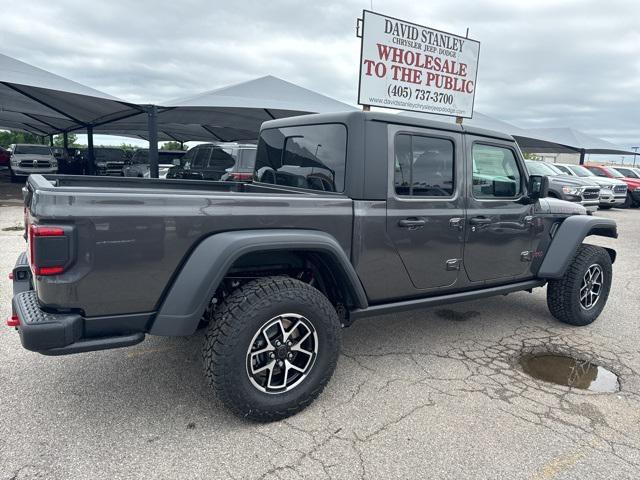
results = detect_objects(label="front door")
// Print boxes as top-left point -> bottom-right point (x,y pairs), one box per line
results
386,127 -> 465,291
463,138 -> 534,282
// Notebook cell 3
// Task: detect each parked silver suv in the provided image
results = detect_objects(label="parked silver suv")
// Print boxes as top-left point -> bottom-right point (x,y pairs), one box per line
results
8,144 -> 58,182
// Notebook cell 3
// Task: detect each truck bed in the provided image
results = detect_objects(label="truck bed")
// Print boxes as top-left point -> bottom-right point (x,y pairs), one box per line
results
25,175 -> 353,317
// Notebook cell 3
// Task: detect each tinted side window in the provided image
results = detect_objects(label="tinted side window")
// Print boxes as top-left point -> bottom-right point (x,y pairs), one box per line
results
255,124 -> 347,192
585,166 -> 607,177
472,144 -> 522,198
192,147 -> 211,169
394,134 -> 454,196
208,148 -> 236,169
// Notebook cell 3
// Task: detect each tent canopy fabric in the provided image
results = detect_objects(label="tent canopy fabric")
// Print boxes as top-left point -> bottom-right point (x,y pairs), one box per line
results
396,110 -> 634,156
0,53 -> 143,134
99,75 -> 357,142
166,75 -> 357,114
514,127 -> 636,155
398,110 -> 528,137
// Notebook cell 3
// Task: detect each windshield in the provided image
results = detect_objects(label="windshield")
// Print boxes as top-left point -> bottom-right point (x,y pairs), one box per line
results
14,145 -> 51,155
567,165 -> 595,177
526,161 -> 558,176
602,166 -> 624,178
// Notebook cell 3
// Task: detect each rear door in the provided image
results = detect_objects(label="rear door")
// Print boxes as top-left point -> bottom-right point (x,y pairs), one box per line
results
386,125 -> 465,290
205,147 -> 236,180
190,146 -> 211,179
463,137 -> 534,282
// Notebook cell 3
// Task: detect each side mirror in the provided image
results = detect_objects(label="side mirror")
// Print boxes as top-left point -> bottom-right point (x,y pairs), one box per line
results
492,179 -> 517,197
528,174 -> 549,200
172,158 -> 181,166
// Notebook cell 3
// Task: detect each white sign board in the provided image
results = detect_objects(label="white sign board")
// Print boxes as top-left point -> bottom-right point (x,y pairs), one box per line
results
358,11 -> 480,118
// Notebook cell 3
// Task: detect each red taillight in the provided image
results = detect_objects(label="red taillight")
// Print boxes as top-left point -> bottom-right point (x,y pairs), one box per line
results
28,225 -> 66,276
230,172 -> 253,181
31,226 -> 64,237
6,315 -> 19,327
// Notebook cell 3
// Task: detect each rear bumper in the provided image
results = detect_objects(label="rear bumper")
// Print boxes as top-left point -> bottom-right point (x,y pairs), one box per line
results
10,253 -> 145,355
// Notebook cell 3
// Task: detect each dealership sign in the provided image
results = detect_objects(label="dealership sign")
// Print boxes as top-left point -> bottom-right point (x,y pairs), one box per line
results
357,11 -> 480,118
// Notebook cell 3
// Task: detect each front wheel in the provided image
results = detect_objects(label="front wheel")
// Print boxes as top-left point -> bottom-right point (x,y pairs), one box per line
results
203,276 -> 341,421
547,245 -> 612,326
622,192 -> 633,208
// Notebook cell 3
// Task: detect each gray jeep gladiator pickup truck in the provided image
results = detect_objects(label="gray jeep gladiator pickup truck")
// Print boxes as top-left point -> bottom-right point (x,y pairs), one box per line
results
9,111 -> 617,421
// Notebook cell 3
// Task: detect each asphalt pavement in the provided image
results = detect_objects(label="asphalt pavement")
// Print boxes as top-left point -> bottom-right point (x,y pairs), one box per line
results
1,170 -> 639,479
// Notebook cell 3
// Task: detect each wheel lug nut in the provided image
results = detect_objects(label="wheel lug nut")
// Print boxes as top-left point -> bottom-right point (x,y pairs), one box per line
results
278,360 -> 284,367
275,340 -> 281,346
287,353 -> 293,359
269,352 -> 275,358
287,341 -> 292,346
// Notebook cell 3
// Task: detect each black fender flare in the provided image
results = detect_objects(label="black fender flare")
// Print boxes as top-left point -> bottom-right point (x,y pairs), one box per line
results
150,229 -> 369,336
537,215 -> 617,279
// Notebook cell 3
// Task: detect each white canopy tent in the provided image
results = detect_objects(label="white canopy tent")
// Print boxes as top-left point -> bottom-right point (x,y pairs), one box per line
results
100,75 -> 357,142
0,52 -> 146,171
397,110 -> 635,163
0,54 -> 356,176
513,127 -> 637,162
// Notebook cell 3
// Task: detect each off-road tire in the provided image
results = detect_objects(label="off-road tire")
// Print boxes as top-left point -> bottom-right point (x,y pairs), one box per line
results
202,276 -> 341,421
598,205 -> 612,210
547,244 -> 612,326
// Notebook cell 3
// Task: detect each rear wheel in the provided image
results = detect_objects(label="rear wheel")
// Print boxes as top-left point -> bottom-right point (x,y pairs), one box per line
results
547,245 -> 612,326
202,276 -> 341,421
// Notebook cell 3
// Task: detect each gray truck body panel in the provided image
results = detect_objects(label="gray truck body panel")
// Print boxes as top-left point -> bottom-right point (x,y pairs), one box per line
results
14,111 -> 617,355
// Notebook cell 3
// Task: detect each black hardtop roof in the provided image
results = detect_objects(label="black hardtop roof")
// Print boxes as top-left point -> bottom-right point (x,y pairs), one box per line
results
261,111 -> 514,142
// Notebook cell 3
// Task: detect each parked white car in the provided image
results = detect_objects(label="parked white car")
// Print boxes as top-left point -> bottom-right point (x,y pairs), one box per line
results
8,144 -> 58,182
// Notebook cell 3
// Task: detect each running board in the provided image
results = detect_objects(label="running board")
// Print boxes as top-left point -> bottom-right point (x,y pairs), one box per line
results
350,280 -> 546,320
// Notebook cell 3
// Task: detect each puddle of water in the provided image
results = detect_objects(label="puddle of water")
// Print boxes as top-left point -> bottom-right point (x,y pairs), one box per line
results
520,354 -> 619,393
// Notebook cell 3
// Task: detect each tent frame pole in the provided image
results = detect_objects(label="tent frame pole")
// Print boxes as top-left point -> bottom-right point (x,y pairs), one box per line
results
147,105 -> 159,178
87,125 -> 95,175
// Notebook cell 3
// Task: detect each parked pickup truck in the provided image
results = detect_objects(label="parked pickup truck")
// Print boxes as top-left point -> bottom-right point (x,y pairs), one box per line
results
9,112 -> 617,421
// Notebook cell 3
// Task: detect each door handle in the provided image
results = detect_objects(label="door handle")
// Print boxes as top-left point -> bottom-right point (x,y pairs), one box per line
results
398,218 -> 426,228
469,216 -> 492,225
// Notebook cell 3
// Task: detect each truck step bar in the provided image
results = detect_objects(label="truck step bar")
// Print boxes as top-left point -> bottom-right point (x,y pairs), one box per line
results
350,280 -> 546,320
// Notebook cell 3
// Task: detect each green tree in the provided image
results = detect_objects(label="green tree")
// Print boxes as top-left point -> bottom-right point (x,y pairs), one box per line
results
160,141 -> 185,151
53,133 -> 80,148
0,130 -> 46,148
523,152 -> 541,160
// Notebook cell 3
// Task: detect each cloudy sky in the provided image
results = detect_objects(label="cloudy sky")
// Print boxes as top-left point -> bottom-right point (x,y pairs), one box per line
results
1,0 -> 639,154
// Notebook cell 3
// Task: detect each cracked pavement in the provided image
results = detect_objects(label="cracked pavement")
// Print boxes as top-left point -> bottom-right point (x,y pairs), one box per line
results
1,174 -> 639,479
